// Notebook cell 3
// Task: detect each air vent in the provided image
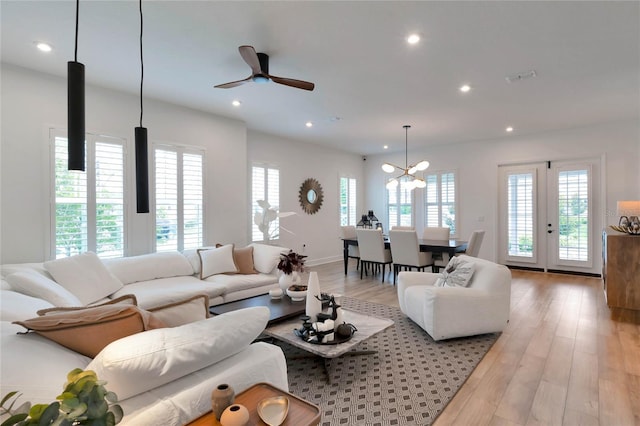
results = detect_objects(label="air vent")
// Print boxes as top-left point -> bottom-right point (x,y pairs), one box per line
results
505,70 -> 537,83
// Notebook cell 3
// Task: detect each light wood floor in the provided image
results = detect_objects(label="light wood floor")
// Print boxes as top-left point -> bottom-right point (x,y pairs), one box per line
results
310,260 -> 640,426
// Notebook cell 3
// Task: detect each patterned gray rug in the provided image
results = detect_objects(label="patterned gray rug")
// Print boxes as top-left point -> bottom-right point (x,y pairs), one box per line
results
271,297 -> 499,426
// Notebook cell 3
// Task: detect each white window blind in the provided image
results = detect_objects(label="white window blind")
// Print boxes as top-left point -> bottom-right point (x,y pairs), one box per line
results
424,171 -> 457,235
507,172 -> 534,257
558,169 -> 589,261
340,177 -> 357,226
154,146 -> 204,252
52,133 -> 124,259
252,165 -> 280,242
387,180 -> 412,229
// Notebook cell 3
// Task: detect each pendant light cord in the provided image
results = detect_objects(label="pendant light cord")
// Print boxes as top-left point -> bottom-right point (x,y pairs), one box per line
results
139,0 -> 144,128
74,0 -> 79,61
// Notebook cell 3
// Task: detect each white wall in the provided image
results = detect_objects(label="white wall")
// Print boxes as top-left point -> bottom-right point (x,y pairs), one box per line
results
1,64 -> 247,263
247,130 -> 364,265
365,119 -> 640,270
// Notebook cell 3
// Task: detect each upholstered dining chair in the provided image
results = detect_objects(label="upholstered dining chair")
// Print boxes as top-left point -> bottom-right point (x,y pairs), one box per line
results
341,225 -> 360,270
388,230 -> 433,285
458,230 -> 485,257
355,228 -> 393,281
422,226 -> 451,272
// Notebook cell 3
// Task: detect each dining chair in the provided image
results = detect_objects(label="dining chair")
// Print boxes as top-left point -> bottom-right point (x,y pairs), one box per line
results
422,226 -> 451,272
388,230 -> 433,285
341,225 -> 360,270
355,228 -> 393,281
391,226 -> 415,231
458,230 -> 485,257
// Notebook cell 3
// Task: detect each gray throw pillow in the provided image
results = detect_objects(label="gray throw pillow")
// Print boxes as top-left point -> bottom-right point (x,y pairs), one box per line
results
435,257 -> 475,288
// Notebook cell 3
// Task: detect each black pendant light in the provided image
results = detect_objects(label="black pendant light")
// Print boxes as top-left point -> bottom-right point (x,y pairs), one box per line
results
68,0 -> 85,171
135,0 -> 150,213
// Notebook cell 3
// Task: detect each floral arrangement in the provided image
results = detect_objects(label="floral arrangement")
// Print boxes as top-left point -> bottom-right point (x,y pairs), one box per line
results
277,250 -> 307,275
0,369 -> 122,426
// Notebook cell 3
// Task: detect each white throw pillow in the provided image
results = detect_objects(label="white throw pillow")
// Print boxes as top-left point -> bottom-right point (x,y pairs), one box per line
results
88,306 -> 269,400
435,257 -> 475,288
147,294 -> 210,327
6,271 -> 83,307
197,245 -> 238,279
249,243 -> 288,274
103,252 -> 195,285
44,252 -> 123,305
0,290 -> 54,321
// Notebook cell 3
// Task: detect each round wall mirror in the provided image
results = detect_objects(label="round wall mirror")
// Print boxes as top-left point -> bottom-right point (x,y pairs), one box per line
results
299,178 -> 324,215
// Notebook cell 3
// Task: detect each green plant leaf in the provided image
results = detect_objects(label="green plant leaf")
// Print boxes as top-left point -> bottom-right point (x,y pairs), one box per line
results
36,403 -> 59,425
1,391 -> 19,407
110,405 -> 123,424
103,393 -> 118,404
0,412 -> 28,426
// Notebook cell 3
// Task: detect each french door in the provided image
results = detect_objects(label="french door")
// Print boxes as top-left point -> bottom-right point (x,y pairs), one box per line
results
498,159 -> 601,274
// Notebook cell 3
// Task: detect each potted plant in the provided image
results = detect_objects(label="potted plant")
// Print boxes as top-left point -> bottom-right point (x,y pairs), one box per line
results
1,368 -> 122,426
277,250 -> 307,293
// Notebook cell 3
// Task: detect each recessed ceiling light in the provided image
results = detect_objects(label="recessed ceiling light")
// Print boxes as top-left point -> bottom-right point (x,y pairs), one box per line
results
506,126 -> 514,132
35,42 -> 52,52
407,34 -> 420,45
232,100 -> 241,107
306,121 -> 313,128
383,145 -> 388,150
459,84 -> 471,93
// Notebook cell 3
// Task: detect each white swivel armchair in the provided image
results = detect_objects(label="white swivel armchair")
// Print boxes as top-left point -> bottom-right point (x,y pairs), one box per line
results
389,230 -> 433,285
341,225 -> 360,270
422,226 -> 451,273
397,255 -> 511,341
356,228 -> 393,281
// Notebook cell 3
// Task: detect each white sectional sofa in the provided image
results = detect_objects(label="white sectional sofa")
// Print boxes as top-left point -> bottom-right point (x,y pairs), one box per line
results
0,243 -> 290,425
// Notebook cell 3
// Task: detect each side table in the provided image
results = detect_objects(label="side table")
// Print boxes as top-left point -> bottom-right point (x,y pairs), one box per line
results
186,382 -> 320,426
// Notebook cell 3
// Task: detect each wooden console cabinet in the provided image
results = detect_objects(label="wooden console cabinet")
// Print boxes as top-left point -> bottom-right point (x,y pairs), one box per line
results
602,229 -> 640,310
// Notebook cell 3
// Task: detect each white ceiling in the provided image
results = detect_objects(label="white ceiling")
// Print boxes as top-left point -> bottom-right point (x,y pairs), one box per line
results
2,1 -> 638,155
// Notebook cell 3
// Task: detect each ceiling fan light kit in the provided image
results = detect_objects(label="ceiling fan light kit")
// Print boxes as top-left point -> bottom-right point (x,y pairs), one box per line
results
382,125 -> 429,191
215,45 -> 315,91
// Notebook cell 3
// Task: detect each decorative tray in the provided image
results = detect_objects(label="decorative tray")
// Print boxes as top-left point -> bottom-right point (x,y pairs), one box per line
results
610,224 -> 640,235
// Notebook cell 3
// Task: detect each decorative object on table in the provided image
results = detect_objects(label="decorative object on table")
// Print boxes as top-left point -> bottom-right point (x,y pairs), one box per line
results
293,316 -> 356,345
269,288 -> 283,299
253,199 -> 296,243
0,368 -> 123,426
286,284 -> 308,301
277,249 -> 306,292
613,200 -> 640,235
305,271 -> 322,321
257,396 -> 290,426
382,125 -> 429,191
219,403 -> 250,426
298,178 -> 324,214
211,383 -> 235,420
316,294 -> 341,325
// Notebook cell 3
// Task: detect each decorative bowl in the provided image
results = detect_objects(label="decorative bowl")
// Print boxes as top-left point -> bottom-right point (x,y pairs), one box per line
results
257,396 -> 289,426
286,285 -> 307,301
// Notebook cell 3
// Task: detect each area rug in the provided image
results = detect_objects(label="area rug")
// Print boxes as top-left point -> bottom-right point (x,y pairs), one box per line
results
270,297 -> 499,426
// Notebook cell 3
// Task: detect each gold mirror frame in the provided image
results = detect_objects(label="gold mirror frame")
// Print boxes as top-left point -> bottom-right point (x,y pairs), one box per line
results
298,178 -> 324,215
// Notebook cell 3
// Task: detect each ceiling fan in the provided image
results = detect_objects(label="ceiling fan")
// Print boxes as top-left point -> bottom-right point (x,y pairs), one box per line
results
215,45 -> 315,91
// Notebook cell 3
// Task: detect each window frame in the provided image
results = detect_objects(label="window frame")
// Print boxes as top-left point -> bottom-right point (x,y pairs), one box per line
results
339,176 -> 357,226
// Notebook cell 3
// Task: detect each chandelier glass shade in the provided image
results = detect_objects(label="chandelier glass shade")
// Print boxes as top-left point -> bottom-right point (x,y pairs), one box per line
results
382,125 -> 429,190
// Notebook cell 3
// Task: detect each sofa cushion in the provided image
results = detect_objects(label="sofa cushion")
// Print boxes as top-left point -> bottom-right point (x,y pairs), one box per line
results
0,290 -> 54,322
88,306 -> 270,400
147,294 -> 210,327
36,294 -> 138,316
103,252 -> 195,285
215,244 -> 258,275
13,305 -> 165,358
1,263 -> 54,281
6,271 -> 83,307
249,244 -> 288,274
44,252 -> 124,305
205,273 -> 279,292
435,257 -> 476,288
198,245 -> 238,279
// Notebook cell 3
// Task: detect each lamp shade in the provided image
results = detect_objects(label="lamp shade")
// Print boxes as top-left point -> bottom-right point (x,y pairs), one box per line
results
67,61 -> 85,171
382,163 -> 395,173
135,127 -> 149,213
617,201 -> 640,217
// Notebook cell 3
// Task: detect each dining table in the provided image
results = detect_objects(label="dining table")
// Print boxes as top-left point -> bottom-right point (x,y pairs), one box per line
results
341,237 -> 468,275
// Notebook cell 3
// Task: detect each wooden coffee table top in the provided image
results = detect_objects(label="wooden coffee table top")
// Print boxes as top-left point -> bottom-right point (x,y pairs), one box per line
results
209,293 -> 307,325
186,382 -> 320,426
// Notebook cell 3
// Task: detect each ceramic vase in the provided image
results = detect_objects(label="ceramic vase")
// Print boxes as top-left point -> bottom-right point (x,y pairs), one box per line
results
220,404 -> 250,426
279,271 -> 300,292
305,271 -> 322,321
211,383 -> 235,420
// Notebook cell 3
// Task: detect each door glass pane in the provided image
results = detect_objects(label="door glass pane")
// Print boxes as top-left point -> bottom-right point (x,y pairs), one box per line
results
155,149 -> 178,251
558,169 -> 589,261
507,173 -> 534,257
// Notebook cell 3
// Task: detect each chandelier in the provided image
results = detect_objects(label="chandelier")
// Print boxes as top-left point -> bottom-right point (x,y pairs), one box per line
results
382,125 -> 429,190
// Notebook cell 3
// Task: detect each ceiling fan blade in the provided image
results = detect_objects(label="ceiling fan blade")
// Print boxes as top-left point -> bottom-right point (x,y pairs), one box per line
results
270,75 -> 315,91
214,76 -> 252,89
238,45 -> 262,75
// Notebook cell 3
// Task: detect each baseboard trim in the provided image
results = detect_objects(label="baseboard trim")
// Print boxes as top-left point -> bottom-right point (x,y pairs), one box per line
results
546,269 -> 601,278
506,265 -> 545,272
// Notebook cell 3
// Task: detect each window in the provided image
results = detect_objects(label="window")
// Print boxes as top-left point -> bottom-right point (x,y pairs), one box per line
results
424,171 -> 457,236
251,165 -> 280,242
339,177 -> 357,226
557,169 -> 589,261
154,145 -> 204,252
387,180 -> 413,229
507,172 -> 534,257
52,131 -> 125,259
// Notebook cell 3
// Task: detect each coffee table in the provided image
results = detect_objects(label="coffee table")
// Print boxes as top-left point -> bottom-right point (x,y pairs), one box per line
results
186,382 -> 320,426
209,293 -> 309,325
264,309 -> 394,382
